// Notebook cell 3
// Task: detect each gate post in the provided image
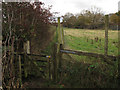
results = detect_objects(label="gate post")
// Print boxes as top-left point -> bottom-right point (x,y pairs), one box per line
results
57,17 -> 64,79
18,55 -> 22,87
53,43 -> 57,81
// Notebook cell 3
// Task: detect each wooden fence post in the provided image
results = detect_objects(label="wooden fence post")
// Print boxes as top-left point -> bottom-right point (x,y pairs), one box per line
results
24,54 -> 28,78
48,56 -> 51,80
53,43 -> 57,81
23,40 -> 30,54
57,17 -> 60,49
23,42 -> 27,78
62,20 -> 64,44
27,41 -> 30,75
23,40 -> 30,78
58,17 -> 62,44
18,55 -> 22,87
57,17 -> 64,79
57,17 -> 61,79
118,10 -> 120,85
104,15 -> 109,56
27,41 -> 30,54
59,44 -> 63,74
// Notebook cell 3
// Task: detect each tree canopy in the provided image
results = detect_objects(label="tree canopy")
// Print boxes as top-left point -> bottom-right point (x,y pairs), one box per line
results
63,6 -> 119,30
2,2 -> 53,51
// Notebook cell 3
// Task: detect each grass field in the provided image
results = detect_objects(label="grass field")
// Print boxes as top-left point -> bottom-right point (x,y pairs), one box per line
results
64,28 -> 118,56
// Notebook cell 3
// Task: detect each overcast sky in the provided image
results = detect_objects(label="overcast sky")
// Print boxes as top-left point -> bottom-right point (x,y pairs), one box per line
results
41,0 -> 120,17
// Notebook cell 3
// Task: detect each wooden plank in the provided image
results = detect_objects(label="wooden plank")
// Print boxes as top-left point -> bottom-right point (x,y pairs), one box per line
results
34,59 -> 47,62
104,15 -> 109,55
14,52 -> 48,58
27,54 -> 47,57
60,49 -> 117,61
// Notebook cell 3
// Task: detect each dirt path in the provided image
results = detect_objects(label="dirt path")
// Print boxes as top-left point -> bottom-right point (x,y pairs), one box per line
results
22,76 -> 58,88
22,77 -> 48,88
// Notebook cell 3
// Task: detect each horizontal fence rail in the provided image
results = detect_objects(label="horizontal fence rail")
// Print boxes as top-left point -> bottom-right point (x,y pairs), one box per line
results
27,54 -> 51,58
33,59 -> 48,62
60,49 -> 117,61
13,52 -> 51,58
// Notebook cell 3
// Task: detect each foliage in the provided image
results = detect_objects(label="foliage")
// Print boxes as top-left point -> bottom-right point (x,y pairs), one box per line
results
2,2 -> 53,88
2,2 -> 52,46
109,13 -> 120,30
63,6 -> 119,30
59,58 -> 118,88
63,6 -> 104,29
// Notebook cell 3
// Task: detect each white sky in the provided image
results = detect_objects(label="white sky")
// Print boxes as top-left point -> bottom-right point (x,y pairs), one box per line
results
41,0 -> 120,17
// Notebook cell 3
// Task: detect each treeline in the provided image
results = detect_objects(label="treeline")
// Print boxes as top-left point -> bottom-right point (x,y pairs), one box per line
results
2,2 -> 53,52
2,2 -> 53,88
63,6 -> 120,30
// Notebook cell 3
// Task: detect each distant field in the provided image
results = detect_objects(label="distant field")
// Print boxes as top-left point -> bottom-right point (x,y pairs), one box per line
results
64,28 -> 118,56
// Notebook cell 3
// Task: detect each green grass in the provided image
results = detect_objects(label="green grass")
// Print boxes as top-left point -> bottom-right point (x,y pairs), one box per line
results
64,28 -> 118,56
